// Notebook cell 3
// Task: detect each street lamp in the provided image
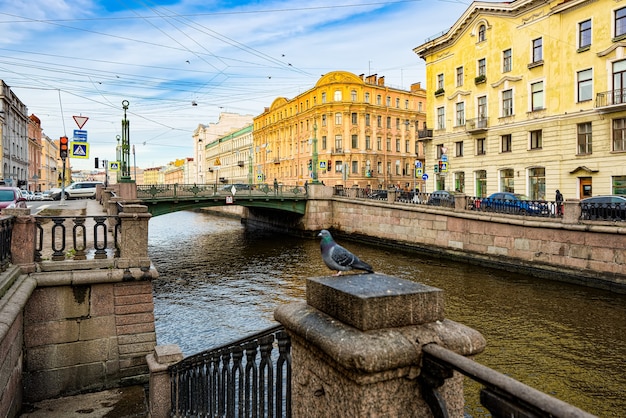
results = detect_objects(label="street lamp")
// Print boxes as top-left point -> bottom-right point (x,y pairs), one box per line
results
311,122 -> 319,184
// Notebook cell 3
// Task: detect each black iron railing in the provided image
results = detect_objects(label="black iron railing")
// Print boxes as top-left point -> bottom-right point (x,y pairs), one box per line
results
0,216 -> 14,271
419,343 -> 595,418
580,201 -> 626,222
34,215 -> 120,261
169,325 -> 291,418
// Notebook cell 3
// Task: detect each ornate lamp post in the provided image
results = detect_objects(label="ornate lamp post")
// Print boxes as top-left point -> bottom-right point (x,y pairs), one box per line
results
120,100 -> 132,182
311,122 -> 319,184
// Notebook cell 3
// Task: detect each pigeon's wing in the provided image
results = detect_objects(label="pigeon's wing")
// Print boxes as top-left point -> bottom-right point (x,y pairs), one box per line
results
329,244 -> 358,269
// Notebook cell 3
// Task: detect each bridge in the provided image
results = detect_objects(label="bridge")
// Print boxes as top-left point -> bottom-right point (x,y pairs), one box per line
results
135,183 -> 308,216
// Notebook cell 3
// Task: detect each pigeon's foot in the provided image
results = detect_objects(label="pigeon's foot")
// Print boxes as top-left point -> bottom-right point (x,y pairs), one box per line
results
333,271 -> 342,276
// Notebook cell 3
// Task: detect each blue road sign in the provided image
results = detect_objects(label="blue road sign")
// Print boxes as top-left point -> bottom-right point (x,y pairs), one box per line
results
73,129 -> 87,142
422,173 -> 429,180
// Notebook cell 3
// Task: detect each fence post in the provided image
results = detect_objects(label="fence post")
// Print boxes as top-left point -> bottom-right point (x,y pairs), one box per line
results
562,199 -> 580,224
146,345 -> 183,418
117,204 -> 151,269
3,209 -> 36,273
275,273 -> 486,417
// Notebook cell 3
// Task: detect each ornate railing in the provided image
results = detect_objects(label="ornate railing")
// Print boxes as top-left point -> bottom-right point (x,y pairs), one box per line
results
169,325 -> 291,417
0,216 -> 14,272
34,215 -> 120,261
137,183 -> 307,200
419,343 -> 595,418
580,201 -> 626,222
596,89 -> 626,108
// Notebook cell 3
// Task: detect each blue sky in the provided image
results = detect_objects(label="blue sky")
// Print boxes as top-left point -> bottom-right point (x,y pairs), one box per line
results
0,0 -> 473,170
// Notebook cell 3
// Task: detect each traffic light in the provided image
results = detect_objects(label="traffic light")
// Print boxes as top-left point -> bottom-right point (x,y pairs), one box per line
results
60,136 -> 69,159
94,157 -> 99,168
308,159 -> 312,170
327,160 -> 332,171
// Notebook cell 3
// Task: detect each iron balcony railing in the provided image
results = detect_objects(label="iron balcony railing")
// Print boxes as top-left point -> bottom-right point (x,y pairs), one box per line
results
419,343 -> 595,418
0,216 -> 15,272
596,89 -> 626,108
169,325 -> 291,418
34,215 -> 121,262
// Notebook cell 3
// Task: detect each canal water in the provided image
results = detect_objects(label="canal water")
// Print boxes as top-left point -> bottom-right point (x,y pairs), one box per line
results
149,210 -> 626,417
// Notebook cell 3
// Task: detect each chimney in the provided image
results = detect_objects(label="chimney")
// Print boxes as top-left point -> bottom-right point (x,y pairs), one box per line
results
378,76 -> 385,86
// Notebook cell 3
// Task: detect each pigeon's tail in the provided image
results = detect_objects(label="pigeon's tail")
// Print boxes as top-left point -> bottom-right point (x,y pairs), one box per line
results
353,259 -> 374,273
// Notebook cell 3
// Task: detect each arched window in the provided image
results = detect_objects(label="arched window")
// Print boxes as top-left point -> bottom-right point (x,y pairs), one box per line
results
478,24 -> 486,42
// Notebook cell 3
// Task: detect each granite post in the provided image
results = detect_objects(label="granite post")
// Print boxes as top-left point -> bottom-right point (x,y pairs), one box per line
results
146,345 -> 183,418
274,273 -> 486,417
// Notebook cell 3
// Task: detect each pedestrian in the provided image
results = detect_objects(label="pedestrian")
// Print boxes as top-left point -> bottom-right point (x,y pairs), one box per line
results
304,180 -> 308,193
555,189 -> 564,216
274,178 -> 279,195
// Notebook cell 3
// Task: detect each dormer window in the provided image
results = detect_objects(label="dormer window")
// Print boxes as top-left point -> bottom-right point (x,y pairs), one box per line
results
478,24 -> 486,42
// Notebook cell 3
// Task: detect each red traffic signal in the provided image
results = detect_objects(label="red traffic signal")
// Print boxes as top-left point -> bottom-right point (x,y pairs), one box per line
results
60,136 -> 69,159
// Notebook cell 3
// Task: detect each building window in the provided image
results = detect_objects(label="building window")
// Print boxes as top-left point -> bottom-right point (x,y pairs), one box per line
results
377,161 -> 382,174
436,144 -> 445,159
613,175 -> 626,195
405,140 -> 410,153
405,99 -> 409,109
478,58 -> 486,76
614,60 -> 626,105
396,118 -> 400,129
335,135 -> 343,152
376,95 -> 382,105
476,138 -> 486,155
477,95 -> 487,120
351,112 -> 358,124
321,136 -> 327,149
530,130 -> 542,149
577,122 -> 592,155
455,141 -> 464,157
352,160 -> 358,174
351,134 -> 358,148
531,81 -> 544,111
503,48 -> 512,72
529,167 -> 546,200
351,90 -> 357,101
454,172 -> 465,192
476,170 -> 487,197
613,118 -> 626,151
377,115 -> 382,128
386,117 -> 391,129
334,90 -> 342,101
579,19 -> 591,48
321,92 -> 326,103
500,168 -> 514,192
321,114 -> 327,127
501,134 -> 512,152
365,114 -> 370,126
456,66 -> 464,86
377,136 -> 382,151
395,98 -> 400,108
577,69 -> 593,102
437,73 -> 444,90
395,139 -> 400,152
502,89 -> 513,116
478,24 -> 486,42
365,92 -> 370,103
532,38 -> 543,63
365,135 -> 371,150
386,138 -> 391,151
437,107 -> 445,129
386,96 -> 391,106
335,113 -> 342,125
456,102 -> 465,126
616,7 -> 626,38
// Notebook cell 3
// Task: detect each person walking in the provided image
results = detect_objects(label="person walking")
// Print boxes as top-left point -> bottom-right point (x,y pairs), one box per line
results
274,178 -> 279,195
555,189 -> 564,216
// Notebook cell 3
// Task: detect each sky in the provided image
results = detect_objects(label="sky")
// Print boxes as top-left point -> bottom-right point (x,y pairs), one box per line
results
0,0 -> 475,171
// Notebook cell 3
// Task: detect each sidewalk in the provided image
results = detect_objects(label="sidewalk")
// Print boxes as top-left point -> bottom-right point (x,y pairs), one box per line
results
19,385 -> 148,418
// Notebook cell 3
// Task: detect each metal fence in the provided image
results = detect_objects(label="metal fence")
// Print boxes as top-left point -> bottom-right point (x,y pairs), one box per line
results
169,325 -> 291,418
419,343 -> 594,418
137,183 -> 307,200
0,216 -> 14,272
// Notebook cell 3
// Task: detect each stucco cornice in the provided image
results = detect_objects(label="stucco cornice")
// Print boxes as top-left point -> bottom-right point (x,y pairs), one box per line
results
597,41 -> 626,58
491,75 -> 524,88
448,90 -> 472,100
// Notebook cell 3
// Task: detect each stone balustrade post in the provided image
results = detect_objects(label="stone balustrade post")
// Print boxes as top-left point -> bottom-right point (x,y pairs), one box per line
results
387,188 -> 397,203
146,345 -> 183,418
306,183 -> 333,199
454,193 -> 468,211
3,208 -> 36,273
562,199 -> 580,224
117,204 -> 152,269
275,273 -> 486,418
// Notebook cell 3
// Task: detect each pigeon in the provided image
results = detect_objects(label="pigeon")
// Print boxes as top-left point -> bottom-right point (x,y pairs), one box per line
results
318,229 -> 374,276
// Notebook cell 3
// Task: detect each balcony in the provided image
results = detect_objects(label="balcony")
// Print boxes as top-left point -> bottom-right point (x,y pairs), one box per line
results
237,161 -> 245,167
273,158 -> 280,164
331,147 -> 345,155
417,129 -> 433,139
596,89 -> 626,113
465,117 -> 489,133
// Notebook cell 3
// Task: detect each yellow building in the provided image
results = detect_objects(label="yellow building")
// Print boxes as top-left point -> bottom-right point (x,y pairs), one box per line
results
253,71 -> 427,190
414,0 -> 626,200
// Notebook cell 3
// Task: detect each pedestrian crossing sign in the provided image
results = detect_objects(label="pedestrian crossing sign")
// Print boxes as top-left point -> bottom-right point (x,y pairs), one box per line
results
70,142 -> 89,159
109,161 -> 120,171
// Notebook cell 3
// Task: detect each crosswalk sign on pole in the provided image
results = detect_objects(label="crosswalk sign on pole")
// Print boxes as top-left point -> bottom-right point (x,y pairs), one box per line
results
109,161 -> 120,171
70,142 -> 89,159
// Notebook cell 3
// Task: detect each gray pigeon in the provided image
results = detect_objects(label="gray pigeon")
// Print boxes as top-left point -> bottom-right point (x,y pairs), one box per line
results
318,229 -> 374,276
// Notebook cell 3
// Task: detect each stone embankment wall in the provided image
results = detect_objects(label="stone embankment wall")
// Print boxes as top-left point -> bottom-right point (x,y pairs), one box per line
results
298,186 -> 626,293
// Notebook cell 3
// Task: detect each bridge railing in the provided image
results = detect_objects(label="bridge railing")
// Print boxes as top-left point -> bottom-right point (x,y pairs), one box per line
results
137,183 -> 307,200
0,216 -> 15,272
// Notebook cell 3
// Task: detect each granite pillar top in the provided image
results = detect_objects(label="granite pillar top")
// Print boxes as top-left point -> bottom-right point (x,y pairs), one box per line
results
306,273 -> 444,331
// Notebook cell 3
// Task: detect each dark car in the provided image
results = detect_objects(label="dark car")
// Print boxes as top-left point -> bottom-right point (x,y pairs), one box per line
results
0,187 -> 28,209
367,190 -> 388,200
427,190 -> 456,207
222,183 -> 251,192
479,192 -> 544,215
580,195 -> 626,221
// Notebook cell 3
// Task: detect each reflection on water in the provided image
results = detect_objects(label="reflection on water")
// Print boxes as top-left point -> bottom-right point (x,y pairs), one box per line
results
149,211 -> 626,417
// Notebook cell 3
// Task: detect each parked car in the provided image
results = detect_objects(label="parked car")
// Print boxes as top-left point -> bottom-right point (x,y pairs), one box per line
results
32,192 -> 44,201
368,190 -> 388,200
42,189 -> 60,200
427,190 -> 457,207
53,181 -> 104,200
222,183 -> 251,192
0,187 -> 27,209
580,195 -> 626,221
21,190 -> 34,200
480,192 -> 544,215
